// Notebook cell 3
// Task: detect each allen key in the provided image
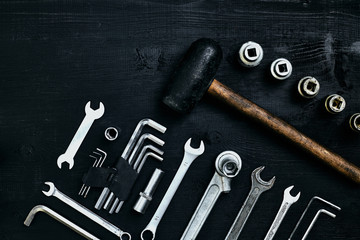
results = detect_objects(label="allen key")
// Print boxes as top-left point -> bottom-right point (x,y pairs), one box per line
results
95,118 -> 166,211
302,209 -> 337,240
289,196 -> 341,240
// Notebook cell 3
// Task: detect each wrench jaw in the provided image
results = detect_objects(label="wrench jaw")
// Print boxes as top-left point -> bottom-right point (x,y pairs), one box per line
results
57,154 -> 75,169
184,138 -> 205,156
252,166 -> 276,191
42,182 -> 56,196
84,101 -> 105,120
284,185 -> 301,203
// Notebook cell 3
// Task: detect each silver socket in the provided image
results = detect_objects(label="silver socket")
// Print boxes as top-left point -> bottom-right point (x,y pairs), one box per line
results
325,94 -> 346,114
104,127 -> 119,141
238,41 -> 263,67
297,76 -> 320,98
133,168 -> 164,214
349,113 -> 360,133
270,58 -> 292,80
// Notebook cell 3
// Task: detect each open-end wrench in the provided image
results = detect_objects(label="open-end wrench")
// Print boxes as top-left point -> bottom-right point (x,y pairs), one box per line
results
57,101 -> 105,169
264,185 -> 301,240
225,166 -> 275,240
42,182 -> 131,240
180,151 -> 242,240
141,138 -> 205,240
24,205 -> 100,240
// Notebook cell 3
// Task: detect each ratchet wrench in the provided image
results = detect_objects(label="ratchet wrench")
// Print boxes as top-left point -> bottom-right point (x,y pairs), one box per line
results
180,151 -> 242,240
141,138 -> 205,240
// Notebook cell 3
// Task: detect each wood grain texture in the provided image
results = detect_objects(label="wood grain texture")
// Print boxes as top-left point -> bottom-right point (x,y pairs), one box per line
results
0,0 -> 359,240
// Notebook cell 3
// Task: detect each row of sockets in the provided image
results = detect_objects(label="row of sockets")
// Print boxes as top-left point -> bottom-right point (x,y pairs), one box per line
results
237,41 -> 360,134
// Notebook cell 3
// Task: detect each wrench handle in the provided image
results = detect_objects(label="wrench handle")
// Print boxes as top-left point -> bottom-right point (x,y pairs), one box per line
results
180,173 -> 226,240
264,201 -> 291,240
225,187 -> 263,240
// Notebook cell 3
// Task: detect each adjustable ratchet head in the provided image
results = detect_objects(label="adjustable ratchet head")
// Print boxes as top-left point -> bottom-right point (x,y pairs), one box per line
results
85,101 -> 105,119
251,166 -> 276,191
42,182 -> 56,196
283,185 -> 301,204
215,151 -> 242,178
184,138 -> 205,156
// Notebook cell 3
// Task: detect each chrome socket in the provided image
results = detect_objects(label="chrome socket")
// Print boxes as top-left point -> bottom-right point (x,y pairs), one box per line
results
270,58 -> 292,80
105,127 -> 119,141
325,94 -> 346,114
297,76 -> 320,98
133,168 -> 164,214
238,41 -> 263,67
349,113 -> 360,133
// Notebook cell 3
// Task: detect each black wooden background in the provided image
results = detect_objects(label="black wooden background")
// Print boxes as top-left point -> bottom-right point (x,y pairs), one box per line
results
0,1 -> 359,240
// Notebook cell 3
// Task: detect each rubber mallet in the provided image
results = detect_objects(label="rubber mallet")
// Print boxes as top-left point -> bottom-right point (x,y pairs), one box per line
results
162,38 -> 360,184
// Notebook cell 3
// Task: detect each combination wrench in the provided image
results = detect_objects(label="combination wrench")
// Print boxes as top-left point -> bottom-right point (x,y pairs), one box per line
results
264,185 -> 300,240
180,151 -> 242,240
57,101 -> 105,169
42,182 -> 131,240
141,138 -> 205,240
225,166 -> 275,240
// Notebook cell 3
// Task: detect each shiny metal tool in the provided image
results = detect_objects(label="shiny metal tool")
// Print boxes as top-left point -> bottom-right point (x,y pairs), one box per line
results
134,168 -> 164,214
238,41 -> 263,67
350,113 -> 360,133
264,185 -> 301,240
105,127 -> 119,141
42,182 -> 131,240
141,138 -> 205,240
302,209 -> 337,240
57,101 -> 105,169
225,166 -> 275,240
95,118 -> 166,211
298,76 -> 320,98
24,205 -> 100,240
79,148 -> 107,198
289,196 -> 341,240
180,151 -> 242,240
270,58 -> 292,80
325,94 -> 346,114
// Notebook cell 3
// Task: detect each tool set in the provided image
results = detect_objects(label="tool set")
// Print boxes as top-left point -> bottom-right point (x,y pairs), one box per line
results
24,38 -> 355,239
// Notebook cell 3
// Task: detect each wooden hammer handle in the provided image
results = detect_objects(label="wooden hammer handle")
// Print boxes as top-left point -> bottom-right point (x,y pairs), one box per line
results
208,79 -> 360,184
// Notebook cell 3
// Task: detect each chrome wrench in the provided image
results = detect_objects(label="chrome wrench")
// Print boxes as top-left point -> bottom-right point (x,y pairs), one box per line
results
264,185 -> 301,240
225,166 -> 275,240
24,205 -> 100,240
180,151 -> 242,240
141,138 -> 205,240
57,101 -> 105,169
42,182 -> 131,240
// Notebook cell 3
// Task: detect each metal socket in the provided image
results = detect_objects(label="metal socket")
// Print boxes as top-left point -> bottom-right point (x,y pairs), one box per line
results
238,41 -> 263,67
133,168 -> 164,214
325,94 -> 346,114
105,127 -> 119,141
349,113 -> 360,133
270,58 -> 292,80
297,76 -> 320,98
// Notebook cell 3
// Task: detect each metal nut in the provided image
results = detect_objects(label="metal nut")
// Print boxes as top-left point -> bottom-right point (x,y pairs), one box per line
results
105,127 -> 119,141
325,94 -> 346,114
238,41 -> 263,67
349,113 -> 360,133
270,58 -> 292,80
297,76 -> 320,98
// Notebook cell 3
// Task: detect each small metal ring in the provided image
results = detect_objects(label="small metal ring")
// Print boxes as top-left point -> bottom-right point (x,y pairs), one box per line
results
297,76 -> 320,98
238,41 -> 263,67
120,232 -> 131,240
270,58 -> 292,80
325,94 -> 346,114
349,113 -> 360,133
105,127 -> 119,141
215,151 -> 242,178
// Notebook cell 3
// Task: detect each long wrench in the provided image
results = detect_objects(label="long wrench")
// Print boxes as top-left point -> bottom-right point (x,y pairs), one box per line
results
264,185 -> 300,240
57,101 -> 105,169
225,166 -> 275,240
180,151 -> 242,240
141,138 -> 205,240
42,182 -> 131,240
24,205 -> 100,240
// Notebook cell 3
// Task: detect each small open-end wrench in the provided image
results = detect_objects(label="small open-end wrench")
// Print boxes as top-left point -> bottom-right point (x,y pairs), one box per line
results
24,205 -> 100,240
225,166 -> 275,240
141,138 -> 205,240
264,185 -> 301,240
180,151 -> 242,240
42,182 -> 131,240
57,101 -> 105,169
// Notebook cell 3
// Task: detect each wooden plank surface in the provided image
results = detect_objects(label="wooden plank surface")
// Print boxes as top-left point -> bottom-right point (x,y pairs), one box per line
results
0,1 -> 359,239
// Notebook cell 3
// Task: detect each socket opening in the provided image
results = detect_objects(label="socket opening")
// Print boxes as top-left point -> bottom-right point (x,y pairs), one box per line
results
247,48 -> 257,58
105,127 -> 118,141
306,81 -> 317,92
278,63 -> 288,73
222,161 -> 239,177
332,98 -> 344,110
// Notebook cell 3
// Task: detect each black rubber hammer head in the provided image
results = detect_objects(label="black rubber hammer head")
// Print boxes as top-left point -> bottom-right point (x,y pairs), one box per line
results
162,38 -> 223,113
